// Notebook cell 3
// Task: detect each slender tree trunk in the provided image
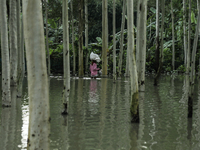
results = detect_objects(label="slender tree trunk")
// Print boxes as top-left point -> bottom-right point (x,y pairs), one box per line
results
191,7 -> 200,85
23,0 -> 50,149
17,0 -> 21,81
154,0 -> 165,86
171,0 -> 175,71
183,0 -> 187,67
45,0 -> 50,76
85,0 -> 89,75
21,16 -> 25,78
10,0 -> 18,86
186,0 -> 191,74
127,0 -> 139,123
71,0 -> 76,76
136,0 -> 147,92
125,50 -> 130,77
78,0 -> 84,77
113,0 -> 116,81
1,0 -> 11,107
62,0 -> 70,115
102,0 -> 108,77
118,0 -> 126,77
155,0 -> 160,73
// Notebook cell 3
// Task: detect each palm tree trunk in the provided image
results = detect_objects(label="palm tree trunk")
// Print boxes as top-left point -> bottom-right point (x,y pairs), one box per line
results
1,0 -> 11,106
183,0 -> 187,67
62,0 -> 70,115
85,0 -> 89,75
127,0 -> 139,123
23,0 -> 50,149
118,0 -> 126,77
136,0 -> 147,92
171,0 -> 175,71
113,0 -> 116,81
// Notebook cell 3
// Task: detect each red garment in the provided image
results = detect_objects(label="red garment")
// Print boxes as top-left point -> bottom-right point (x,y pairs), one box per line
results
90,63 -> 100,76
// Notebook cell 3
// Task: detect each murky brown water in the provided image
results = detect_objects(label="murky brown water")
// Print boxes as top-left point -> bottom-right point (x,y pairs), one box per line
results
0,75 -> 200,150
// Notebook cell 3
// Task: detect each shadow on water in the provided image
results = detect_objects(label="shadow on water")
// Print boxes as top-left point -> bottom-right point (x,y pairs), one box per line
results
1,75 -> 200,149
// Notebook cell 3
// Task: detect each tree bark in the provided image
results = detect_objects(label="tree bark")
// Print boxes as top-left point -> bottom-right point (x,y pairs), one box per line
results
154,0 -> 165,86
118,0 -> 126,77
45,0 -> 51,76
136,0 -> 147,92
62,0 -> 70,115
1,0 -> 11,106
23,0 -> 50,149
10,0 -> 18,86
78,0 -> 84,77
113,0 -> 116,81
85,0 -> 89,75
183,0 -> 187,68
155,0 -> 160,73
186,0 -> 191,74
171,0 -> 175,71
102,0 -> 108,77
71,0 -> 76,76
127,0 -> 139,123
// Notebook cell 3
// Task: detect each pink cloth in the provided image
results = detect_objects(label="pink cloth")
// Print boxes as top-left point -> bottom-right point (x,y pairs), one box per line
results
90,63 -> 100,76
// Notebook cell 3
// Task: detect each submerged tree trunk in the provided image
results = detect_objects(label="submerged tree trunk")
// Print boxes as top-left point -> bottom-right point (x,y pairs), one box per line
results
136,0 -> 147,92
45,0 -> 51,76
171,0 -> 175,71
113,0 -> 116,81
186,0 -> 191,74
23,0 -> 50,149
1,0 -> 11,107
154,0 -> 165,86
71,0 -> 76,76
78,0 -> 84,77
10,0 -> 18,86
102,0 -> 108,77
62,0 -> 70,115
127,0 -> 139,123
85,0 -> 89,75
155,0 -> 160,73
183,0 -> 187,68
118,0 -> 126,77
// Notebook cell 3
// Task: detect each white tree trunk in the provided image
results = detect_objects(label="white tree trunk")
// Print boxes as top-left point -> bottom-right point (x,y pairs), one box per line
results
183,0 -> 187,67
23,0 -> 50,149
186,0 -> 191,74
136,0 -> 147,92
127,0 -> 139,123
45,0 -> 51,76
1,0 -> 11,106
10,0 -> 18,86
171,0 -> 175,71
62,0 -> 70,114
102,0 -> 108,76
85,0 -> 89,75
113,0 -> 116,80
71,0 -> 76,76
118,0 -> 126,77
155,0 -> 160,73
191,6 -> 200,84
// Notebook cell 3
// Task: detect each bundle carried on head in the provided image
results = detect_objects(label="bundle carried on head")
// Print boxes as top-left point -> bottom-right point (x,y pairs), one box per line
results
90,52 -> 101,63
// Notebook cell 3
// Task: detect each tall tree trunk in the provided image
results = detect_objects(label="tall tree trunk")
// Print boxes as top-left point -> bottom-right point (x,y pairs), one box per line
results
85,0 -> 89,75
23,0 -> 50,149
10,0 -> 18,86
118,0 -> 126,77
183,0 -> 187,68
62,0 -> 70,115
45,0 -> 50,76
136,0 -> 147,92
17,0 -> 21,81
155,0 -> 160,73
113,0 -> 116,81
102,0 -> 108,77
71,0 -> 76,76
171,0 -> 175,71
78,0 -> 84,77
186,0 -> 191,74
154,0 -> 165,86
127,0 -> 139,123
1,0 -> 11,106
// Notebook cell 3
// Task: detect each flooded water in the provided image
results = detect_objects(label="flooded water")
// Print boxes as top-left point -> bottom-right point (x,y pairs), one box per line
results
0,75 -> 200,150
